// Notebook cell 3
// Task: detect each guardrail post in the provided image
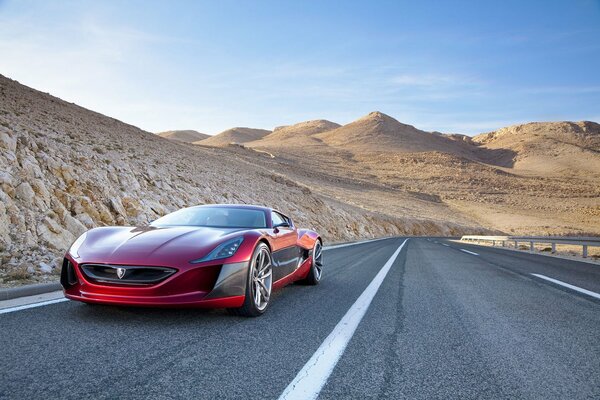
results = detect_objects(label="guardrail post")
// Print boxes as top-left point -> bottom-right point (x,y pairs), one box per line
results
530,241 -> 534,252
502,241 -> 506,247
492,240 -> 496,246
551,243 -> 556,254
583,245 -> 588,258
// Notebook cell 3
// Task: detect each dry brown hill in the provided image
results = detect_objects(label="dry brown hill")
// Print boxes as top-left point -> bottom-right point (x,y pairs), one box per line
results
157,130 -> 210,143
262,120 -> 340,142
197,127 -> 271,146
0,74 -> 479,286
239,112 -> 600,237
313,111 -> 475,157
473,121 -> 600,176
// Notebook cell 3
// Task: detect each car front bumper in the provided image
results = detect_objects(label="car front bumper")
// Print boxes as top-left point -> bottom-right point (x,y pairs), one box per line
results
61,255 -> 248,308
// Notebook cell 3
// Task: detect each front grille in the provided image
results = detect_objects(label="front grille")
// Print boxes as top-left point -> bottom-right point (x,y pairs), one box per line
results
80,264 -> 176,285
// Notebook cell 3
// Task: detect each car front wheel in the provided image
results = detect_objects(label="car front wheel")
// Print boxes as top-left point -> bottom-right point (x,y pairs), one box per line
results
228,242 -> 273,317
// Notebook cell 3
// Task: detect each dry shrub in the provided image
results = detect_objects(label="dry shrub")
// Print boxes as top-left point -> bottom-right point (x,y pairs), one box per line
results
5,266 -> 30,282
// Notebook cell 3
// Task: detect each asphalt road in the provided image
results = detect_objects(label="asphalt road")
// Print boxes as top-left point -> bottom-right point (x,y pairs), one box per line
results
1,238 -> 599,399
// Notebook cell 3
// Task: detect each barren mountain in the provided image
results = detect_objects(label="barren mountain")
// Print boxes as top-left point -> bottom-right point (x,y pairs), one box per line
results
157,130 -> 210,143
197,127 -> 271,146
258,119 -> 341,143
241,112 -> 600,237
473,121 -> 600,176
0,75 -> 479,287
313,111 -> 475,156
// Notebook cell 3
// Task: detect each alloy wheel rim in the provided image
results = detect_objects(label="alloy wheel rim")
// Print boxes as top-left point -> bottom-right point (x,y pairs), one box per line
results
313,242 -> 323,281
252,247 -> 272,311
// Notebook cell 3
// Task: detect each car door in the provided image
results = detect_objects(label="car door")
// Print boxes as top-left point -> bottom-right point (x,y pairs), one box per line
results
270,211 -> 300,281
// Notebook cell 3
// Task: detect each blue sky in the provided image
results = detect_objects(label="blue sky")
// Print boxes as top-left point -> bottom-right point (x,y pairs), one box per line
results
0,0 -> 598,135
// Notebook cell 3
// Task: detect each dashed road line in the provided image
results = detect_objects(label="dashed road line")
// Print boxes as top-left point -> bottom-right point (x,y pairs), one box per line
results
531,274 -> 600,300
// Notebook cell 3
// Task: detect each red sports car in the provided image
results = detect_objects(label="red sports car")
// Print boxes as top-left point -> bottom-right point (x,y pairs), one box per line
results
61,204 -> 323,316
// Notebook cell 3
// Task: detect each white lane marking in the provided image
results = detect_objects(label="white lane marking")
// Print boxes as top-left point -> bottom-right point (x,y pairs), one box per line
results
460,249 -> 479,256
0,290 -> 65,310
323,237 -> 391,251
0,297 -> 69,315
531,274 -> 600,300
279,239 -> 409,400
442,243 -> 450,247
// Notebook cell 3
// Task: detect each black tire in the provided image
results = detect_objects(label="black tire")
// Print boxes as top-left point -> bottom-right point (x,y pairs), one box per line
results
299,240 -> 323,285
228,243 -> 273,317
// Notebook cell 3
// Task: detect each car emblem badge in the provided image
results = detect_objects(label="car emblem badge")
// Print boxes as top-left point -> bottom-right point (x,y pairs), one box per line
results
116,267 -> 126,279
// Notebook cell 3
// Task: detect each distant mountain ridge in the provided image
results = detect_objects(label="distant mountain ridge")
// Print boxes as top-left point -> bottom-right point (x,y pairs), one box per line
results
157,130 -> 209,143
196,127 -> 271,146
167,111 -> 600,179
164,112 -> 600,173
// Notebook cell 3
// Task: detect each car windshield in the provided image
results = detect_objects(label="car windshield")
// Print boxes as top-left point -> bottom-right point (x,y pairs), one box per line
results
151,207 -> 267,229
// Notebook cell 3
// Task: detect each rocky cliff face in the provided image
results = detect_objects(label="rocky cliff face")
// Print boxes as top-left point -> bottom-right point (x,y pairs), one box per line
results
0,75 -> 477,286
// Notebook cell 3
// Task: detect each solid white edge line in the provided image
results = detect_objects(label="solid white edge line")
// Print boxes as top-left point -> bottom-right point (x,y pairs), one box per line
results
323,237 -> 391,251
0,298 -> 69,315
278,239 -> 409,400
460,249 -> 479,256
531,274 -> 600,300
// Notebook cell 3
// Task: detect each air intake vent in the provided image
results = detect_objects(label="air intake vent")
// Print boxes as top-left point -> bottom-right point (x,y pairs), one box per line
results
60,258 -> 78,288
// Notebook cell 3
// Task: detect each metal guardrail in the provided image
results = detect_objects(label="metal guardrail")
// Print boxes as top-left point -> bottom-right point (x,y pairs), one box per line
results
460,235 -> 600,258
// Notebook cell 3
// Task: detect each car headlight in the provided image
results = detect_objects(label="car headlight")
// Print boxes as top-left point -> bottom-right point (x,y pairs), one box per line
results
69,232 -> 88,259
190,237 -> 244,263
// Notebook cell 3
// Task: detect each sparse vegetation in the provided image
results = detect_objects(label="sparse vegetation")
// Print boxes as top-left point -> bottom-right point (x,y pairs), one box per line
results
4,266 -> 30,282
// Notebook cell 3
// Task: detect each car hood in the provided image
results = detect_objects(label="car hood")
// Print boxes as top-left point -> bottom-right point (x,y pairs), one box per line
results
75,225 -> 248,266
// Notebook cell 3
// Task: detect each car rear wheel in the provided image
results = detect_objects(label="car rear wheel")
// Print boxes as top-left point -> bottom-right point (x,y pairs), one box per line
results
299,240 -> 323,285
228,243 -> 273,317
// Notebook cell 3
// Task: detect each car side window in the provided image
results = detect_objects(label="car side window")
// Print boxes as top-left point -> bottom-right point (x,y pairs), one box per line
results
271,212 -> 285,227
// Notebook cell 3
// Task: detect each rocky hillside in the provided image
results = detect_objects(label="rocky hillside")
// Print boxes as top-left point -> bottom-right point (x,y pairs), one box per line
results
197,127 -> 271,146
0,75 -> 481,287
157,130 -> 210,143
473,121 -> 600,176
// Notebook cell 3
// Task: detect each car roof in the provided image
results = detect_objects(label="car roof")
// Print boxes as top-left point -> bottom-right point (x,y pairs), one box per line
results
190,204 -> 273,212
189,204 -> 291,219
